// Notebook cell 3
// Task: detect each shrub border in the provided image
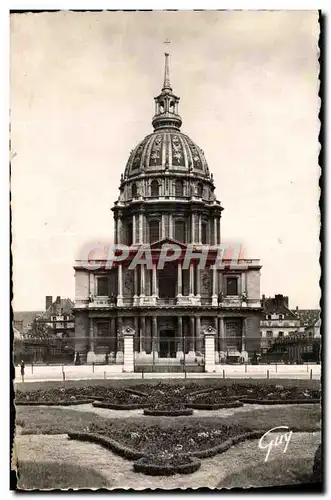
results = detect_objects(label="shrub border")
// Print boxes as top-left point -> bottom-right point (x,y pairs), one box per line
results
15,399 -> 95,406
143,408 -> 193,416
238,398 -> 320,405
92,401 -> 149,410
133,455 -> 201,476
124,388 -> 148,397
186,401 -> 243,410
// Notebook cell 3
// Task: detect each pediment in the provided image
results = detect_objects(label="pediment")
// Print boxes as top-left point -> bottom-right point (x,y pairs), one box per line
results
150,237 -> 188,250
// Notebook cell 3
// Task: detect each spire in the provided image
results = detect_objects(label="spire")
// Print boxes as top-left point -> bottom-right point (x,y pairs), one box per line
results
152,50 -> 182,131
163,52 -> 172,91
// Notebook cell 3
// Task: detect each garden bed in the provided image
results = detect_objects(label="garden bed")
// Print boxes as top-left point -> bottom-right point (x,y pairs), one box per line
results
133,455 -> 201,476
143,408 -> 193,416
186,401 -> 243,410
93,401 -> 149,410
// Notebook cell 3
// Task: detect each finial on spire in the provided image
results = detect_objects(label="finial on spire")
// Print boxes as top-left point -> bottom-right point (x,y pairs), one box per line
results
163,48 -> 172,91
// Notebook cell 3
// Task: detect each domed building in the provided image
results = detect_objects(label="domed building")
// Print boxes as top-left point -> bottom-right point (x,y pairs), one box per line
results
73,53 -> 262,370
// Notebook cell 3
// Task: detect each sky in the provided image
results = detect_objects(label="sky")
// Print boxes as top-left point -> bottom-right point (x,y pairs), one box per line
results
10,10 -> 320,311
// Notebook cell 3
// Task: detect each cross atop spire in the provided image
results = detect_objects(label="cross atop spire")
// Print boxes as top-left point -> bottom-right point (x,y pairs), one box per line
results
163,51 -> 172,91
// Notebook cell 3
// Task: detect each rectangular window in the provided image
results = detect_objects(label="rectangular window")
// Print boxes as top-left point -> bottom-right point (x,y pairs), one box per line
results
278,331 -> 284,338
267,331 -> 273,338
97,277 -> 109,296
127,223 -> 133,246
149,220 -> 159,243
226,277 -> 238,296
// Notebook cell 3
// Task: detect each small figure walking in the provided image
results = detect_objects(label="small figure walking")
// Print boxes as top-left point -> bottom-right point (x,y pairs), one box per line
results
20,360 -> 25,382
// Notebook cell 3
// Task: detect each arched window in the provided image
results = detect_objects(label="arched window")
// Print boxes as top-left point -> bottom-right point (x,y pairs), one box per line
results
201,222 -> 207,244
175,179 -> 184,197
197,183 -> 203,197
149,220 -> 159,243
175,220 -> 185,243
131,183 -> 137,198
151,180 -> 159,198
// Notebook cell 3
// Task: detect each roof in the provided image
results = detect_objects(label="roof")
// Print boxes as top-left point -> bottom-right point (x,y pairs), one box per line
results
37,298 -> 74,321
263,296 -> 298,320
292,309 -> 320,328
13,311 -> 42,329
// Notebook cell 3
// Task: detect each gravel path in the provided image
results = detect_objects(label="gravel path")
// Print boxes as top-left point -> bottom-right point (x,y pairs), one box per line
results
14,431 -> 320,490
45,403 -> 292,419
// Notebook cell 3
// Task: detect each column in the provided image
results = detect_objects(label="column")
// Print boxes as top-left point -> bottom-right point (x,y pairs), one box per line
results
177,262 -> 182,296
110,317 -> 116,354
176,316 -> 183,358
189,316 -> 195,353
117,263 -> 124,306
191,213 -> 195,242
116,317 -> 123,362
139,263 -> 145,304
161,214 -> 166,239
114,219 -> 118,245
196,316 -> 202,352
134,317 -> 139,352
87,318 -> 96,363
152,263 -> 157,297
123,328 -> 134,372
241,273 -> 246,296
140,316 -> 146,353
212,266 -> 218,306
117,218 -> 123,244
219,317 -> 226,359
241,318 -> 248,361
152,316 -> 158,359
196,267 -> 200,298
139,212 -> 143,243
214,218 -> 217,245
133,267 -> 138,305
203,328 -> 216,373
169,214 -> 173,238
132,215 -> 136,244
198,215 -> 202,244
189,263 -> 194,297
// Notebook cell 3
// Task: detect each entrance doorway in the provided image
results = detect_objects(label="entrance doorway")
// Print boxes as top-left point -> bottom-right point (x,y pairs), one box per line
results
158,264 -> 177,298
159,329 -> 176,358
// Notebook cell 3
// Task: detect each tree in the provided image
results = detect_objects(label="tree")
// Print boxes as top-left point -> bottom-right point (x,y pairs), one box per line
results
28,318 -> 55,339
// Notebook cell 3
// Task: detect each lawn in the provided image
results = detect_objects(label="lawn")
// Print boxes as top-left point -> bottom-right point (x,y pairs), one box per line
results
15,403 -> 321,435
16,461 -> 110,490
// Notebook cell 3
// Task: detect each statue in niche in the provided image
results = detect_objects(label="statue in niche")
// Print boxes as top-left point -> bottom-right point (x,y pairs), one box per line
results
241,290 -> 248,302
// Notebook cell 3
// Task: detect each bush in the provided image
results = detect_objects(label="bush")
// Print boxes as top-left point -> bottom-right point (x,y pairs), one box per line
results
133,455 -> 201,476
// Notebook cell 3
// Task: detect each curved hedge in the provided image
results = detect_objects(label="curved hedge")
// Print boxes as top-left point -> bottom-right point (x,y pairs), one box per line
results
238,398 -> 320,405
143,408 -> 193,417
92,401 -> 149,410
67,432 -> 144,460
188,430 -> 265,459
186,401 -> 243,410
15,399 -> 95,406
133,456 -> 201,476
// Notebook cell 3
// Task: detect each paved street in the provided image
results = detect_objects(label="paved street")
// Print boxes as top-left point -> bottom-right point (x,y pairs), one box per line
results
14,363 -> 321,383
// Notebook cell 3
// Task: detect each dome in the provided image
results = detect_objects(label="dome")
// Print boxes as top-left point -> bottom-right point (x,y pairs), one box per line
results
124,130 -> 210,178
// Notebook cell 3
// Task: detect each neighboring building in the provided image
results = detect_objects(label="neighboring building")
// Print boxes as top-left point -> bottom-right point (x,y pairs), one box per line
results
73,53 -> 262,368
262,331 -> 321,364
291,307 -> 321,335
260,294 -> 301,353
13,296 -> 75,363
35,296 -> 75,338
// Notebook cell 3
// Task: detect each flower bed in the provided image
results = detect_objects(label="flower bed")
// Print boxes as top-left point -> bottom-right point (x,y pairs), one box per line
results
143,408 -> 193,416
68,422 -> 264,475
239,397 -> 321,405
133,455 -> 201,476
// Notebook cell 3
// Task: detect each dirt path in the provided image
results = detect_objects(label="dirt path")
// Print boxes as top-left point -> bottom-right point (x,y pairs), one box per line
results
14,431 -> 320,490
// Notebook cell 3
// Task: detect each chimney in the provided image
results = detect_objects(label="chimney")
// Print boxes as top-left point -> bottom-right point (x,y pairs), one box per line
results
45,296 -> 53,311
55,296 -> 61,315
283,296 -> 289,308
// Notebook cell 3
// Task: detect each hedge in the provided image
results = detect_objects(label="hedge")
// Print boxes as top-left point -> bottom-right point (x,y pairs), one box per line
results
67,432 -> 144,460
92,401 -> 149,410
238,398 -> 321,405
143,408 -> 193,416
15,399 -> 95,406
186,401 -> 243,410
133,456 -> 201,476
